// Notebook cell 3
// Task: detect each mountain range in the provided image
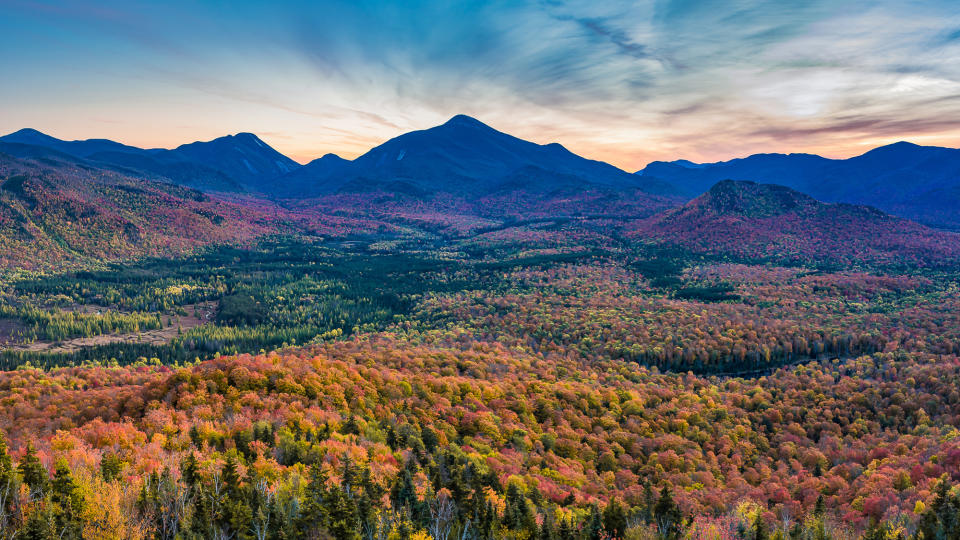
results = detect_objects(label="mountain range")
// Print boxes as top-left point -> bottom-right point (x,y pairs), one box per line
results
638,142 -> 960,229
0,128 -> 298,193
5,118 -> 960,230
274,114 -> 675,198
1,115 -> 959,268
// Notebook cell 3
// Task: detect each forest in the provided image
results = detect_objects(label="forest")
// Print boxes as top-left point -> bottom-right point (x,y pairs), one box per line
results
0,232 -> 958,539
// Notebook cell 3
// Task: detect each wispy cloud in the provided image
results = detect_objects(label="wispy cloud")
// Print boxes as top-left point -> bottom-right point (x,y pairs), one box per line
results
1,0 -> 958,168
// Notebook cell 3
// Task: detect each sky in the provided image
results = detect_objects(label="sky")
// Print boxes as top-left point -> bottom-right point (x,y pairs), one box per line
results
2,0 -> 960,170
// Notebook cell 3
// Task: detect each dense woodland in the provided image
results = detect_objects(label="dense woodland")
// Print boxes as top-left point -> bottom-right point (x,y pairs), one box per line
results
0,232 -> 959,539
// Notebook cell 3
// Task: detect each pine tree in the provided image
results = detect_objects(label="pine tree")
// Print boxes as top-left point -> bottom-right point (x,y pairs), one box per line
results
558,518 -> 575,540
299,464 -> 331,536
181,451 -> 200,487
503,482 -> 529,531
325,484 -> 360,540
50,459 -> 84,540
18,444 -> 48,499
603,498 -> 627,539
21,503 -> 56,540
642,480 -> 656,524
100,452 -> 123,482
219,454 -> 252,538
654,487 -> 683,540
753,513 -> 768,540
587,503 -> 604,540
0,432 -> 19,534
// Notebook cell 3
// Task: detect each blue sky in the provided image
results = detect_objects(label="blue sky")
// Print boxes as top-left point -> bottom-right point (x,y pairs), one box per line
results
2,0 -> 959,168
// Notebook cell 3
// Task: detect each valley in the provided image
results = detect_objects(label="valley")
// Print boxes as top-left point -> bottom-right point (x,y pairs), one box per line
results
0,117 -> 957,539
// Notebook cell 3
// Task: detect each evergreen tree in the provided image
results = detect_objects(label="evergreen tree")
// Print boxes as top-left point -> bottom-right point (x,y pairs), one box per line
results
100,452 -> 123,482
503,481 -> 529,531
642,480 -> 656,524
557,518 -> 575,540
0,432 -> 19,534
219,455 -> 252,538
50,460 -> 84,540
299,464 -> 331,536
324,484 -> 360,540
18,444 -> 47,499
813,495 -> 825,517
20,504 -> 56,540
586,503 -> 604,540
182,451 -> 200,488
918,476 -> 960,540
603,498 -> 627,539
753,513 -> 768,540
654,487 -> 683,540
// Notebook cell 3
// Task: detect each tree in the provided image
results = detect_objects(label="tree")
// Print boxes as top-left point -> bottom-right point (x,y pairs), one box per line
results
18,444 -> 47,500
429,491 -> 456,540
100,452 -> 123,482
299,464 -> 331,537
654,487 -> 683,540
753,513 -> 768,540
20,503 -> 56,540
918,476 -> 960,540
217,454 -> 252,539
50,459 -> 84,539
0,432 -> 20,535
604,498 -> 627,539
586,503 -> 604,540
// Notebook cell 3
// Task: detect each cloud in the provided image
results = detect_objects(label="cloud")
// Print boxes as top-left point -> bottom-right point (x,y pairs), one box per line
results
1,0 -> 958,168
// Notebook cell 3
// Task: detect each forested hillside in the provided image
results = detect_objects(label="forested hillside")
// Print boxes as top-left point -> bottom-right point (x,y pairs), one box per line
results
0,232 -> 958,538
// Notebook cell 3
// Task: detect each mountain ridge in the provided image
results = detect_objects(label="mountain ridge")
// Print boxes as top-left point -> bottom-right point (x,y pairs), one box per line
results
636,142 -> 960,228
272,114 -> 678,198
630,180 -> 960,266
0,129 -> 301,193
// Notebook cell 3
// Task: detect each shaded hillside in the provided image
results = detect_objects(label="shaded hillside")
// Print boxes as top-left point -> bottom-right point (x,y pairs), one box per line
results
630,180 -> 960,266
0,152 -> 282,269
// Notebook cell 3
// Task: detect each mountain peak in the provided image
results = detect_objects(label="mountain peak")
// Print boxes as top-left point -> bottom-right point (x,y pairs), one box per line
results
442,114 -> 490,129
694,180 -> 818,217
233,132 -> 264,143
2,128 -> 61,144
859,140 -> 922,156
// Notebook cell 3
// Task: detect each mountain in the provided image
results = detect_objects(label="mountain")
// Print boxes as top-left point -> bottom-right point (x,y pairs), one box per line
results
1,128 -> 148,157
164,133 -> 300,192
273,153 -> 352,196
275,115 -> 677,198
630,180 -> 960,266
636,142 -> 960,228
0,129 -> 301,193
0,150 -> 283,269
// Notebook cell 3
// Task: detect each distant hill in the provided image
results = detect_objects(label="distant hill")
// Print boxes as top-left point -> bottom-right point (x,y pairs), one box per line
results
0,151 -> 282,269
630,180 -> 960,266
274,115 -> 677,199
636,142 -> 960,228
0,129 -> 301,193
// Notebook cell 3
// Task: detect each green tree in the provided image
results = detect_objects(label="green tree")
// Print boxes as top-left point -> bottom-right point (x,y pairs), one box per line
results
100,452 -> 123,482
50,459 -> 84,539
0,432 -> 20,534
18,444 -> 47,499
603,498 -> 627,539
654,487 -> 683,540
